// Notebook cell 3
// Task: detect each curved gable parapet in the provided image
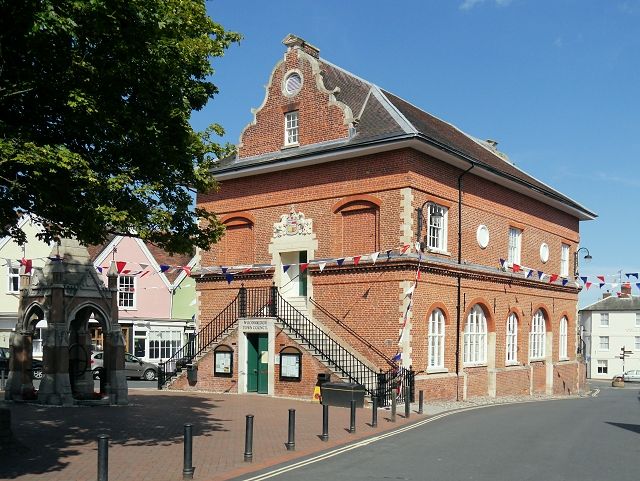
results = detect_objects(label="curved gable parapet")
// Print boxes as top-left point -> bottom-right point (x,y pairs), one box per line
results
237,46 -> 353,159
332,194 -> 381,213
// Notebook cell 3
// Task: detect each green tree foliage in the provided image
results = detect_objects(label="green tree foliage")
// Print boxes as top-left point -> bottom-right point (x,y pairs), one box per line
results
0,0 -> 241,254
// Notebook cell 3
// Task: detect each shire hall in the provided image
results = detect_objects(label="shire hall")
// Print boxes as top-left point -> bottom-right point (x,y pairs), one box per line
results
161,34 -> 596,403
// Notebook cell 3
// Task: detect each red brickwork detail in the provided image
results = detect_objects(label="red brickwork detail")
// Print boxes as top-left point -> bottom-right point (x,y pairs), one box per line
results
531,362 -> 546,393
496,368 -> 531,396
238,49 -> 349,158
415,375 -> 458,401
465,366 -> 489,398
553,362 -> 580,395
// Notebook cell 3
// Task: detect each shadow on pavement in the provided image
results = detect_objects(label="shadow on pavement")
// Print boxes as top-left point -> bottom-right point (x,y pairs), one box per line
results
0,393 -> 228,479
605,421 -> 640,435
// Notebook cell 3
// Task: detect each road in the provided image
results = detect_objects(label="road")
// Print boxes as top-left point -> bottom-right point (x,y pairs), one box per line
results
238,382 -> 640,481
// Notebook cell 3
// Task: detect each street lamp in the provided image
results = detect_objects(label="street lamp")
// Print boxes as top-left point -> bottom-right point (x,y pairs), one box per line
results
574,247 -> 592,277
416,202 -> 443,252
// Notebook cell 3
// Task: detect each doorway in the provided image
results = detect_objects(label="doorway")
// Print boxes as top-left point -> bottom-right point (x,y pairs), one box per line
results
280,251 -> 307,298
246,333 -> 268,394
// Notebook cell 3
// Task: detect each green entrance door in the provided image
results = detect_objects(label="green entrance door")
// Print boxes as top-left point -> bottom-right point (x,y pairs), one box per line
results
247,333 -> 268,394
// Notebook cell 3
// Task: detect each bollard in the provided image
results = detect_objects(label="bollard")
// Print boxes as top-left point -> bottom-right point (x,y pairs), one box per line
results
372,396 -> 378,428
286,409 -> 296,451
244,415 -> 254,462
391,392 -> 397,423
321,404 -> 329,441
349,400 -> 356,433
404,386 -> 410,419
183,423 -> 195,479
418,390 -> 424,414
97,434 -> 109,481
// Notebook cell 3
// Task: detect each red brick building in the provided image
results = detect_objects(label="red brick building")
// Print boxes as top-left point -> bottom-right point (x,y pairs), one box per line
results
166,34 -> 595,402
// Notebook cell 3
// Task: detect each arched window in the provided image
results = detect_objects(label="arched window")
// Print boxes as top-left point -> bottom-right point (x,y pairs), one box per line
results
464,305 -> 487,365
506,312 -> 518,364
428,309 -> 445,370
529,310 -> 546,360
219,215 -> 255,265
559,316 -> 568,360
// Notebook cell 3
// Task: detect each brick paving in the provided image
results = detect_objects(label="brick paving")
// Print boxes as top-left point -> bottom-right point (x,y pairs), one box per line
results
0,389 -> 417,481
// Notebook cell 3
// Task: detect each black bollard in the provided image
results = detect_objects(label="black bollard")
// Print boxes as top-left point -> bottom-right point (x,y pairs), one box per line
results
372,396 -> 378,428
97,434 -> 109,481
286,409 -> 296,451
404,386 -> 410,419
321,404 -> 329,441
391,392 -> 397,423
349,400 -> 356,433
244,415 -> 254,462
183,424 -> 195,479
418,390 -> 424,414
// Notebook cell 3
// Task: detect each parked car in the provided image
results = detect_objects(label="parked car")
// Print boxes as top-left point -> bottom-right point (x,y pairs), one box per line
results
622,369 -> 640,382
0,347 -> 44,379
91,352 -> 158,381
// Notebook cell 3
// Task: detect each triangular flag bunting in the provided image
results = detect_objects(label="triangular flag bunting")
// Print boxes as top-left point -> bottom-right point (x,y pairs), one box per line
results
182,266 -> 192,276
97,266 -> 103,274
599,283 -> 605,288
319,262 -> 326,273
20,258 -> 33,274
283,264 -> 291,273
299,263 -> 309,273
416,268 -> 421,281
224,273 -> 234,284
370,252 -> 379,264
526,269 -> 533,278
122,269 -> 130,275
159,265 -> 170,273
353,255 -> 361,266
580,276 -> 588,284
221,266 -> 228,274
585,282 -> 592,290
562,279 -> 569,286
115,261 -> 126,274
499,258 -> 506,268
597,275 -> 605,283
636,282 -> 640,290
628,273 -> 639,279
414,242 -> 421,253
139,263 -> 149,270
400,244 -> 410,255
386,249 -> 392,260
512,263 -> 521,273
549,274 -> 558,283
538,271 -> 545,280
336,258 -> 345,267
140,271 -> 150,278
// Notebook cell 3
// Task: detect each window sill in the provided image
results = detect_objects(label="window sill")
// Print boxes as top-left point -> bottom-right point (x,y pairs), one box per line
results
427,248 -> 451,256
529,358 -> 545,363
282,143 -> 299,150
463,363 -> 487,368
558,357 -> 570,362
426,367 -> 448,374
505,361 -> 520,367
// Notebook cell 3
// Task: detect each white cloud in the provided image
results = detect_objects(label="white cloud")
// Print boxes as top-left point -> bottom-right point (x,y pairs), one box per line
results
460,0 -> 513,10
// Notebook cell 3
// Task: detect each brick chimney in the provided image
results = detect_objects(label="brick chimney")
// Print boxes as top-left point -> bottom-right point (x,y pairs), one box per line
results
620,282 -> 632,298
602,291 -> 611,299
283,34 -> 320,59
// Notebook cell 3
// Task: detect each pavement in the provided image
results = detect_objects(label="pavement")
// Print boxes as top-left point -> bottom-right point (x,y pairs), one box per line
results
0,389 -> 418,481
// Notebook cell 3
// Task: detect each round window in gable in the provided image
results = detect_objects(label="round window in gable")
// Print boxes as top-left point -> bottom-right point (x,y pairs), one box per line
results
540,243 -> 549,263
476,225 -> 489,249
284,72 -> 302,95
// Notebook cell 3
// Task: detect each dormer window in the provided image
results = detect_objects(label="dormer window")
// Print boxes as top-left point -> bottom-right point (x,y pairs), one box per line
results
284,111 -> 299,146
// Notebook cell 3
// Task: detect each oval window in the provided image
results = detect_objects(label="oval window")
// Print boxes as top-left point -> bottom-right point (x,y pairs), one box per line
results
284,72 -> 302,95
476,225 -> 489,249
540,243 -> 549,263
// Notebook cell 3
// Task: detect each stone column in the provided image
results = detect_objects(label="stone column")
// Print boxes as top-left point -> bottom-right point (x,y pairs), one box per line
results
37,324 -> 73,406
69,325 -> 94,398
104,327 -> 128,405
4,331 -> 36,401
545,333 -> 554,395
487,332 -> 497,397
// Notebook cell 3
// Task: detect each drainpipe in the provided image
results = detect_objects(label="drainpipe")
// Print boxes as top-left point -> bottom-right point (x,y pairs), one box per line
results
455,164 -> 474,401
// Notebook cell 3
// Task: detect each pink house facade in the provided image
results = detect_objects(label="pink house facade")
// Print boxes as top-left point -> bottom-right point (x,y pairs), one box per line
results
91,236 -> 195,364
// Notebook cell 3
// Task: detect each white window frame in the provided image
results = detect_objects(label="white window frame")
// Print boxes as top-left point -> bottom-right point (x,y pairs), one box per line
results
506,312 -> 518,364
529,310 -> 546,360
600,312 -> 609,327
635,336 -> 640,350
427,203 -> 448,252
463,305 -> 487,365
560,244 -> 570,277
118,275 -> 136,309
507,227 -> 522,266
597,360 -> 608,374
636,312 -> 640,327
559,316 -> 568,360
427,309 -> 445,370
7,266 -> 20,293
148,329 -> 183,362
284,111 -> 299,146
599,336 -> 609,350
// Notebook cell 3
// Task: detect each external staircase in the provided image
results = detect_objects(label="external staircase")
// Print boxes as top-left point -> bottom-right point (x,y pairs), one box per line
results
158,285 -> 413,405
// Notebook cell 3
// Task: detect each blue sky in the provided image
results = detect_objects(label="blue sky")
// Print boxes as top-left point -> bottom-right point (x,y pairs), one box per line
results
192,0 -> 640,308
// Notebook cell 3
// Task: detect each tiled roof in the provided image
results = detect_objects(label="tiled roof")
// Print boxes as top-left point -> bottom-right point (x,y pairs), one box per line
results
580,296 -> 640,312
214,53 -> 595,220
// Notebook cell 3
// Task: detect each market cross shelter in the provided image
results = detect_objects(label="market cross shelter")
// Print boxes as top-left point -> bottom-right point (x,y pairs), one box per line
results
162,34 -> 596,402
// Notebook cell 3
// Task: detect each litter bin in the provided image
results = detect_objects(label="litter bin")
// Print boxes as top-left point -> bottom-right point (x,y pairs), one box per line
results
320,382 -> 365,408
187,364 -> 198,383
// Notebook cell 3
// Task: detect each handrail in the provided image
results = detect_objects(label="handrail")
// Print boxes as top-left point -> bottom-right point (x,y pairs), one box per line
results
309,297 -> 397,367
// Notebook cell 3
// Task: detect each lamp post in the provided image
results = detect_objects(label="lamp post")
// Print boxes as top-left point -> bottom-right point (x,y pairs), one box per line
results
415,202 -> 443,252
574,247 -> 592,277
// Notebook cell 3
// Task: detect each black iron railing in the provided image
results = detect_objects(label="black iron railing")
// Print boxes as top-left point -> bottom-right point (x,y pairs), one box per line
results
158,292 -> 241,388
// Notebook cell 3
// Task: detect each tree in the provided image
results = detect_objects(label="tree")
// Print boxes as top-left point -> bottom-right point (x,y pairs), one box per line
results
0,0 -> 241,254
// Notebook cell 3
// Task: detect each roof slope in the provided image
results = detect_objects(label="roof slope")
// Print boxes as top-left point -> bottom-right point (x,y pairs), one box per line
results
580,296 -> 640,312
214,52 -> 595,220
